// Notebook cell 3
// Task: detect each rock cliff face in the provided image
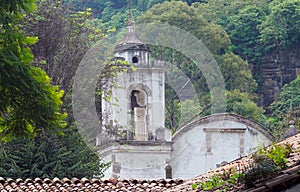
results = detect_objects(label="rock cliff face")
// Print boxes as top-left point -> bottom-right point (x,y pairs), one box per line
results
257,45 -> 300,112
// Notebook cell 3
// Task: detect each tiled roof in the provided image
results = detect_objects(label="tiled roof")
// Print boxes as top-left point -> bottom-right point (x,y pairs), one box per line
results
113,19 -> 150,53
1,133 -> 299,192
0,176 -> 183,192
167,133 -> 300,192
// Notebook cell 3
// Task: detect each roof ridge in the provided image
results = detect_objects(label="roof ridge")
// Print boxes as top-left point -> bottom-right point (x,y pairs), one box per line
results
167,132 -> 300,192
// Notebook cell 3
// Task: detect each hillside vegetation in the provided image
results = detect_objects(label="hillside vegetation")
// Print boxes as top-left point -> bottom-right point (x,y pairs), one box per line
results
0,0 -> 299,178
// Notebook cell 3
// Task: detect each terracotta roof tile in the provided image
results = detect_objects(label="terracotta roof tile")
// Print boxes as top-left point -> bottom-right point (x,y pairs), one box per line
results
167,132 -> 300,192
1,134 -> 300,191
0,177 -> 183,191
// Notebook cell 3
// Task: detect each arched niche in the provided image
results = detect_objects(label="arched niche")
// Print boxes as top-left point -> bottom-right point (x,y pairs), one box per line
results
127,84 -> 152,141
127,83 -> 152,98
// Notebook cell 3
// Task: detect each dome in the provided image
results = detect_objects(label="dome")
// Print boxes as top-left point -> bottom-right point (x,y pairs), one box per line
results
114,19 -> 150,53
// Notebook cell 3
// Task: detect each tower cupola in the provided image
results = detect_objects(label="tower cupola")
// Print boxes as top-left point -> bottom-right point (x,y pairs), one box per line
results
113,14 -> 150,66
102,10 -> 168,142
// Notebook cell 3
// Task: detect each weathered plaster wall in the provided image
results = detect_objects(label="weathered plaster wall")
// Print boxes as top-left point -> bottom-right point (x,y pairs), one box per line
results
100,113 -> 273,180
100,142 -> 172,179
170,113 -> 273,179
101,55 -> 166,140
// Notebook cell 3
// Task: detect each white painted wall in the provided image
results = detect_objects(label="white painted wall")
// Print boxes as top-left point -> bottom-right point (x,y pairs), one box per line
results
170,114 -> 273,179
100,142 -> 172,179
103,68 -> 165,135
102,47 -> 166,140
100,114 -> 273,180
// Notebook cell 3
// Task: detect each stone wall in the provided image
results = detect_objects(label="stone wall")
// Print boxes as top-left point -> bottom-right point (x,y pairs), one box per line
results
258,45 -> 300,111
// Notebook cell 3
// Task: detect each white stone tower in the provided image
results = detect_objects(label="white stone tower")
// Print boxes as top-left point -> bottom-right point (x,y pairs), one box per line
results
99,14 -> 172,179
101,16 -> 170,142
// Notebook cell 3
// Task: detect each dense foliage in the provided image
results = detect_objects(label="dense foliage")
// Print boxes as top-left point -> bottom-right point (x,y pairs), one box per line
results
269,77 -> 300,140
0,126 -> 108,179
63,0 -> 300,66
0,0 -> 108,178
25,0 -> 104,93
195,0 -> 300,53
63,0 -> 167,29
259,0 -> 300,50
137,1 -> 264,128
0,0 -> 66,141
195,0 -> 300,92
1,0 -> 299,179
65,0 -> 300,129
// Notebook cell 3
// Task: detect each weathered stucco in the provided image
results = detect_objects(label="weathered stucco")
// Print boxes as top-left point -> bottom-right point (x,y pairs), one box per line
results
100,113 -> 273,179
100,141 -> 172,179
99,19 -> 273,179
170,113 -> 273,179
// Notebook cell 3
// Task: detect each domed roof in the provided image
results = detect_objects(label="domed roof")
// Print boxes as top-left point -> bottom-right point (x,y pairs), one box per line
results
114,18 -> 150,53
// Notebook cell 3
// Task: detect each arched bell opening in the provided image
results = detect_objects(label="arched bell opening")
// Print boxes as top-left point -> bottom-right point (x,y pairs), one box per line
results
130,88 -> 148,141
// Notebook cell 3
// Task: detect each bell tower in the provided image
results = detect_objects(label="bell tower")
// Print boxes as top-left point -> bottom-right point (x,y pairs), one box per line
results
99,11 -> 171,179
101,14 -> 170,142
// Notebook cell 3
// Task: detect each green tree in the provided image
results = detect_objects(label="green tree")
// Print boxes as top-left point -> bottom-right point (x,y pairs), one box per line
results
216,53 -> 257,93
268,76 -> 300,139
138,1 -> 257,92
63,0 -> 106,19
225,5 -> 268,63
167,99 -> 203,131
193,0 -> 268,24
194,0 -> 299,72
226,90 -> 266,125
0,0 -> 110,178
0,126 -> 109,179
0,0 -> 66,141
25,0 -> 104,93
63,0 -> 204,30
137,1 -> 262,129
259,0 -> 300,50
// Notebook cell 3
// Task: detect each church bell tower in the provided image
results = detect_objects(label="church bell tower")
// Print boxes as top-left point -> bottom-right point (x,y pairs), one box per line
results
101,14 -> 170,142
100,12 -> 172,179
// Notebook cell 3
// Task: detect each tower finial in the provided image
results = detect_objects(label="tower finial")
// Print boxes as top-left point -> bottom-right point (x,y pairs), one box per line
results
126,0 -> 135,31
128,0 -> 133,21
